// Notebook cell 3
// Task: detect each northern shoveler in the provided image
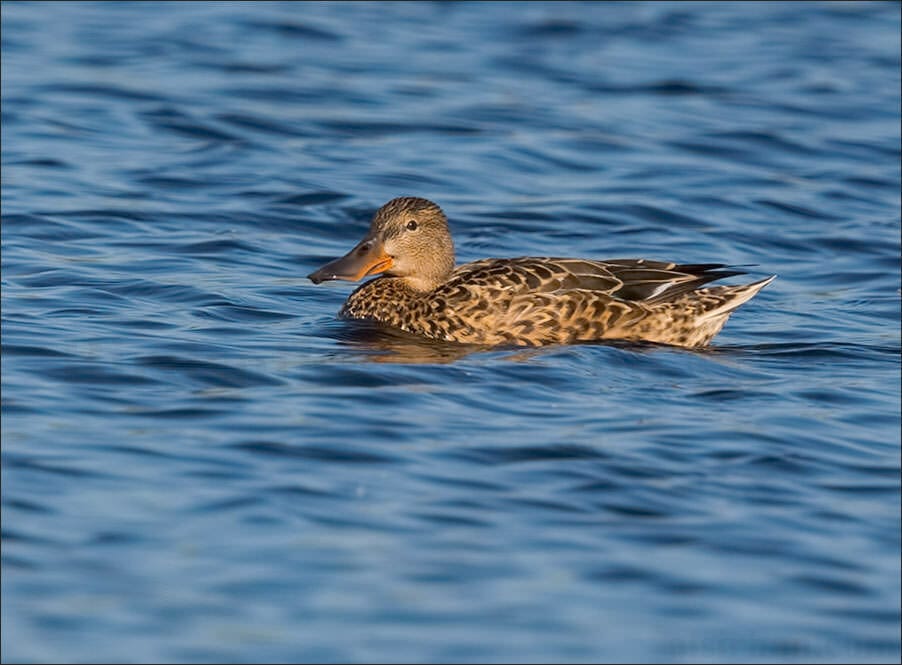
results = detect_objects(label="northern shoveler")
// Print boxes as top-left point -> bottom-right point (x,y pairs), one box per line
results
308,197 -> 775,348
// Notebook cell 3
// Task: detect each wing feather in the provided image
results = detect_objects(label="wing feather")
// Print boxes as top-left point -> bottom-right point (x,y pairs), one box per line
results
445,257 -> 744,304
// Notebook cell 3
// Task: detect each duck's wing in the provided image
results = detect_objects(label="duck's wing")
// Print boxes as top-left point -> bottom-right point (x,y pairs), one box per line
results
447,257 -> 745,304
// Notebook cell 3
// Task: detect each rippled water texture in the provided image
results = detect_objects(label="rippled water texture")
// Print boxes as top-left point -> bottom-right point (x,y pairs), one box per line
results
2,2 -> 900,663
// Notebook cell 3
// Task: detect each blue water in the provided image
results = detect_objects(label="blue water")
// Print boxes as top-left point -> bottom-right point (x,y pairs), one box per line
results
2,1 -> 900,662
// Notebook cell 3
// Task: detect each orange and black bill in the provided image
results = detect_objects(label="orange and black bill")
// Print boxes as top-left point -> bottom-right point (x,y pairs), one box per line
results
308,236 -> 394,284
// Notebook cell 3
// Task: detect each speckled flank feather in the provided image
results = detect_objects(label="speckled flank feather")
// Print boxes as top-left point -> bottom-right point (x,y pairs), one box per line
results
311,198 -> 775,348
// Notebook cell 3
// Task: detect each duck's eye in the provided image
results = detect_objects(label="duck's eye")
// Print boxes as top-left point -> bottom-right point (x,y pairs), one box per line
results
406,220 -> 418,231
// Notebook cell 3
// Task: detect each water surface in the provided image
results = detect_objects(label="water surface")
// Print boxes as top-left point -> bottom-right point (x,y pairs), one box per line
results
2,2 -> 900,663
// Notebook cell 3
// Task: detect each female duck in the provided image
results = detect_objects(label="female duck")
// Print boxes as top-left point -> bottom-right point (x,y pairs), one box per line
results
308,197 -> 774,348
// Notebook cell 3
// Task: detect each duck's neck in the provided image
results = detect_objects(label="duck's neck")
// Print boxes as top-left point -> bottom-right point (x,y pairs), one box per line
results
397,245 -> 456,293
400,274 -> 446,293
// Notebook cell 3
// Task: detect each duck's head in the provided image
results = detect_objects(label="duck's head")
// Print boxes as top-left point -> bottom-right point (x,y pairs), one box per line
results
308,197 -> 455,291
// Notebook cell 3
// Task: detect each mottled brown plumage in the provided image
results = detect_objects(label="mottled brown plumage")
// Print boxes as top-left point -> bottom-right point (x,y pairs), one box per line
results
308,197 -> 775,348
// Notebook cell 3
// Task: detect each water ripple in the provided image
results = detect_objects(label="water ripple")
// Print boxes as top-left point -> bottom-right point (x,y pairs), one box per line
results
2,1 -> 899,663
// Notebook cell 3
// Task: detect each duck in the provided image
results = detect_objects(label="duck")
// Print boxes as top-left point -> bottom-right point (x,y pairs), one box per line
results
308,197 -> 775,348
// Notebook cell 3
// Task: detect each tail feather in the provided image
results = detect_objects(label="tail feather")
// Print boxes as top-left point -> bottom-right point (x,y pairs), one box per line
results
698,275 -> 776,320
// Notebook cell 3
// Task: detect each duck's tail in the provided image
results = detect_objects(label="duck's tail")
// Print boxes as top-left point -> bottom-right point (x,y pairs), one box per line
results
647,274 -> 775,347
696,275 -> 776,321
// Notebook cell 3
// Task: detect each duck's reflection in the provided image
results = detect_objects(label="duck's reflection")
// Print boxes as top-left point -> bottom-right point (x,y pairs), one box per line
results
331,321 -> 547,364
326,321 -> 682,364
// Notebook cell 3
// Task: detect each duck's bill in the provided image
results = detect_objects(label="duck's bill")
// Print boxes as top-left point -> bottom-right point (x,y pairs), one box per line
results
308,238 -> 394,284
